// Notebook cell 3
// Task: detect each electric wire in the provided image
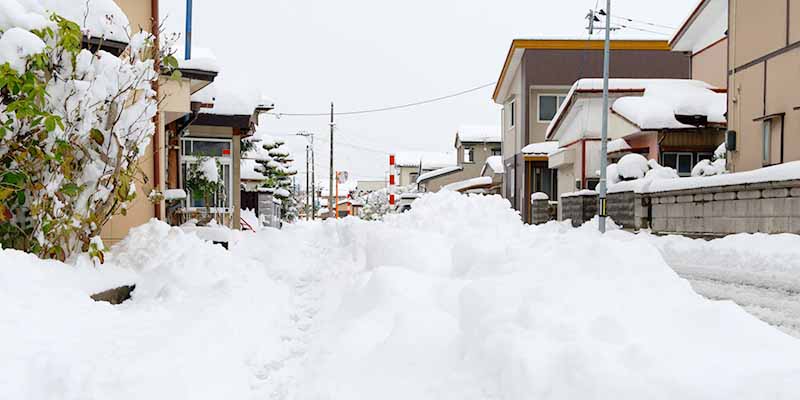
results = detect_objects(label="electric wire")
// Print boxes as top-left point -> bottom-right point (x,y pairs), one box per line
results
274,82 -> 496,117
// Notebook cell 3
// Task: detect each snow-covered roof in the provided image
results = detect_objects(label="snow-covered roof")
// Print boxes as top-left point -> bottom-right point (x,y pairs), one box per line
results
0,0 -> 131,43
177,47 -> 220,73
607,138 -> 632,153
456,125 -> 501,143
547,78 -> 725,139
612,80 -> 726,130
670,0 -> 727,53
240,159 -> 267,181
193,79 -> 270,116
416,166 -> 463,184
442,176 -> 493,192
482,156 -> 504,175
522,141 -> 559,156
394,151 -> 457,169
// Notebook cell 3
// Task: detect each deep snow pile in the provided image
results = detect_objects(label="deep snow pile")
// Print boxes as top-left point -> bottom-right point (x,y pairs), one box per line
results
2,192 -> 800,399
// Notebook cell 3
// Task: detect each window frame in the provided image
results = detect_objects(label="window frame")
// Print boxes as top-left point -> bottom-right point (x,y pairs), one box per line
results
508,100 -> 516,128
180,137 -> 234,213
463,146 -> 475,164
661,151 -> 694,177
537,94 -> 567,123
762,119 -> 772,165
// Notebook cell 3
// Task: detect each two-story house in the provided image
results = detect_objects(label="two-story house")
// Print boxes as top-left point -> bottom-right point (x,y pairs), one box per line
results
492,38 -> 691,223
101,0 -> 220,245
416,126 -> 501,192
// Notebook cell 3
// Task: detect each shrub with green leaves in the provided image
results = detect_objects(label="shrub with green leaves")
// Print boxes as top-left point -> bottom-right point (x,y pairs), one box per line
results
0,14 -> 159,261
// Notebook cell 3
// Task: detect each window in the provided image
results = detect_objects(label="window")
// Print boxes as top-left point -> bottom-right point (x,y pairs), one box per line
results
508,100 -> 516,128
491,147 -> 501,156
762,119 -> 772,165
662,152 -> 694,176
180,138 -> 233,212
409,172 -> 419,183
464,147 -> 475,163
697,153 -> 714,162
538,94 -> 567,122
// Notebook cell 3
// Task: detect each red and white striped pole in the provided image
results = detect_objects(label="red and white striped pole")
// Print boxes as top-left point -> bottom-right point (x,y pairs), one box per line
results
388,154 -> 396,206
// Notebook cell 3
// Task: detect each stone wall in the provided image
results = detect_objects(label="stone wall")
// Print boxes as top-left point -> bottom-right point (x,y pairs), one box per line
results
532,199 -> 557,225
561,194 -> 598,227
649,180 -> 800,235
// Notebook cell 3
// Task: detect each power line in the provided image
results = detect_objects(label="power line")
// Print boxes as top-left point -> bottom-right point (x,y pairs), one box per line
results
612,24 -> 671,36
611,14 -> 676,30
274,81 -> 496,117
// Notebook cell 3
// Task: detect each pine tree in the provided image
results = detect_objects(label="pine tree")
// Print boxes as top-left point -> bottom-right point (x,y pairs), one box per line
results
255,139 -> 298,221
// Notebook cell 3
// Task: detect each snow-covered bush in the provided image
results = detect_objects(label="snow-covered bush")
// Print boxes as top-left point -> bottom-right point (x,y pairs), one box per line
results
358,185 -> 416,221
0,13 -> 159,261
616,153 -> 649,180
691,143 -> 727,177
607,155 -> 678,187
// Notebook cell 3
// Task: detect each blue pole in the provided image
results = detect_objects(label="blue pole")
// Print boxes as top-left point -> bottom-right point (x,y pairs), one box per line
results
185,0 -> 192,60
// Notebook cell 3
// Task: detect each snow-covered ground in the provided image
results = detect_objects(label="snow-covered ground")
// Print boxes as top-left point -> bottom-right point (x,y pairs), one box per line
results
2,192 -> 800,399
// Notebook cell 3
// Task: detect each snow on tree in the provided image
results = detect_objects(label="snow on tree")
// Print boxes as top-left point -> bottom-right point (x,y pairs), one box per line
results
255,138 -> 298,222
356,185 -> 415,221
0,12 -> 162,262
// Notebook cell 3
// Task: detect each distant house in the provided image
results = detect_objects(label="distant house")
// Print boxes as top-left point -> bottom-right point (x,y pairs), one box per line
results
546,78 -> 726,214
491,37 -> 691,223
394,152 -> 457,187
480,156 -> 505,194
416,125 -> 501,192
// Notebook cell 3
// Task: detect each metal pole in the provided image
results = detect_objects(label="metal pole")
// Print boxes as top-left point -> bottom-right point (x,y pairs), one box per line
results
185,0 -> 192,60
598,0 -> 611,233
306,144 -> 310,221
328,102 -> 335,219
311,135 -> 316,220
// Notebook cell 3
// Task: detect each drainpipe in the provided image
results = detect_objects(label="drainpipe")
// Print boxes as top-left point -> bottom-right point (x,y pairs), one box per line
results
185,0 -> 192,60
152,0 -> 162,219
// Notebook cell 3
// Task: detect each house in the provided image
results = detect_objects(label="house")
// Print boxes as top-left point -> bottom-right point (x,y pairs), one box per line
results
669,0 -> 728,89
101,0 -> 220,245
164,82 -> 273,230
480,156 -> 505,194
336,199 -> 364,218
394,151 -> 457,187
416,125 -> 501,192
356,179 -> 387,192
546,78 -> 726,216
491,37 -> 691,222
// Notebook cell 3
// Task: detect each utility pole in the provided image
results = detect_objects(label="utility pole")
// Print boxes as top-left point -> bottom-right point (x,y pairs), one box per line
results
297,131 -> 316,220
305,144 -> 310,220
328,102 -> 335,219
587,2 -> 612,233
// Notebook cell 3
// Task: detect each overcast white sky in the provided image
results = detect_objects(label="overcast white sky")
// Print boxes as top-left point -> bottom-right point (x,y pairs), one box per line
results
160,0 -> 697,184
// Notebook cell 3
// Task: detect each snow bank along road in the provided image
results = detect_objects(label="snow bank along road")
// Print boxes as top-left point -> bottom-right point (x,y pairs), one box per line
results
646,233 -> 800,338
2,191 -> 800,399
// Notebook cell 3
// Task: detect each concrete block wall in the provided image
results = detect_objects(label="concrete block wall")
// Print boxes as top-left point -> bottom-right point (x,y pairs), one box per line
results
648,180 -> 800,235
532,199 -> 557,225
561,194 -> 598,227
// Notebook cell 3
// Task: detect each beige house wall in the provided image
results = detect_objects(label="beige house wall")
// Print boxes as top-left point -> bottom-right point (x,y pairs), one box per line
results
528,87 -> 571,145
457,141 -> 500,179
729,0 -> 786,67
116,0 -> 152,34
728,0 -> 800,172
397,166 -> 419,187
691,38 -> 727,88
500,66 -> 522,161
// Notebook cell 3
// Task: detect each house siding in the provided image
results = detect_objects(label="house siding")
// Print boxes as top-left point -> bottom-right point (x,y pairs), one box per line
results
728,0 -> 800,172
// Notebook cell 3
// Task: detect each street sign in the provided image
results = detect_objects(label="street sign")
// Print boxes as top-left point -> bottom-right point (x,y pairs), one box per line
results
337,171 -> 349,184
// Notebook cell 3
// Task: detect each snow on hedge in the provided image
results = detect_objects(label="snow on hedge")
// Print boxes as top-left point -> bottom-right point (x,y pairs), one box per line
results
2,192 -> 800,398
0,0 -> 130,42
